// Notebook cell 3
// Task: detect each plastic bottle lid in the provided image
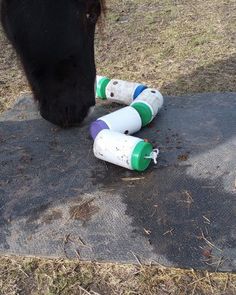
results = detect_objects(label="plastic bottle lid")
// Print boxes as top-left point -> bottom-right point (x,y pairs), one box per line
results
96,77 -> 110,99
131,141 -> 153,171
90,120 -> 109,139
133,85 -> 148,99
131,101 -> 153,127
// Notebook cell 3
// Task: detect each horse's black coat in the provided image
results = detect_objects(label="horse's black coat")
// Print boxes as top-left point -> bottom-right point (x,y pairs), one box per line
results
1,0 -> 104,127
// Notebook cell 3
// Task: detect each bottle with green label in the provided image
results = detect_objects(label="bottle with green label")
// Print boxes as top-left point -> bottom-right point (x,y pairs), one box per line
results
93,129 -> 159,172
96,76 -> 147,104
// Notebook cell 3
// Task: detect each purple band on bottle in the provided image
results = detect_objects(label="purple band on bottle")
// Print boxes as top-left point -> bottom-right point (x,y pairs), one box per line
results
90,120 -> 109,140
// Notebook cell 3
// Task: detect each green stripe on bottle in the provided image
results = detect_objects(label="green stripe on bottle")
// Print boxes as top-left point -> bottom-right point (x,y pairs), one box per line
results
96,77 -> 110,99
131,101 -> 153,127
131,141 -> 153,171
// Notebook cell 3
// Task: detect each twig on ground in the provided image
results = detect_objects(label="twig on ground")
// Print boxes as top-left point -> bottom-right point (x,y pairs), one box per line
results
130,251 -> 142,268
63,233 -> 72,259
183,190 -> 194,204
206,271 -> 214,294
151,204 -> 159,217
224,273 -> 229,292
77,236 -> 92,250
79,285 -> 93,295
191,282 -> 197,295
74,249 -> 81,259
163,228 -> 174,236
215,256 -> 224,272
189,277 -> 206,286
18,267 -> 29,278
203,216 -> 211,224
199,229 -> 222,252
69,282 -> 94,295
121,177 -> 145,181
143,228 -> 151,235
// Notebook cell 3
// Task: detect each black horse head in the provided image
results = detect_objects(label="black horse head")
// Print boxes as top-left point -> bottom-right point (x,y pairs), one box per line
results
1,0 -> 105,127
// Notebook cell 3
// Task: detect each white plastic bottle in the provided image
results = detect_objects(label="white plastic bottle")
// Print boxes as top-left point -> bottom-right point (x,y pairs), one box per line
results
93,129 -> 158,171
105,79 -> 147,105
133,88 -> 164,117
131,88 -> 164,126
90,106 -> 142,139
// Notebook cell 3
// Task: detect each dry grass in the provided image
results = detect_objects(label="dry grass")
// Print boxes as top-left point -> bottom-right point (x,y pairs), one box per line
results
0,28 -> 29,113
0,256 -> 235,295
0,0 -> 236,294
95,0 -> 236,94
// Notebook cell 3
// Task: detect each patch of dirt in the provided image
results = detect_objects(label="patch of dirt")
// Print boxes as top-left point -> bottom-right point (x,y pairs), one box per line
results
69,199 -> 99,221
42,209 -> 63,225
178,154 -> 189,161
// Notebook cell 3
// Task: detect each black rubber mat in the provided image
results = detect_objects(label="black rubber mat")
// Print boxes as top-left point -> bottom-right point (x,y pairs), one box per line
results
0,93 -> 235,272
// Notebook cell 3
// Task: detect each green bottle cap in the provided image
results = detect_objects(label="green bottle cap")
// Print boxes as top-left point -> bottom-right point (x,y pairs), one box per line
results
131,101 -> 153,127
96,77 -> 110,100
131,141 -> 153,171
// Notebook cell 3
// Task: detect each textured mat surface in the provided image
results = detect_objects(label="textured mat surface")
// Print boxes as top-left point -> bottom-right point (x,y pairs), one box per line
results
0,93 -> 236,272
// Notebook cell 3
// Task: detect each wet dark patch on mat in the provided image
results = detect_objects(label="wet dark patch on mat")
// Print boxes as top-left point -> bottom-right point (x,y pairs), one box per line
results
122,167 -> 236,271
